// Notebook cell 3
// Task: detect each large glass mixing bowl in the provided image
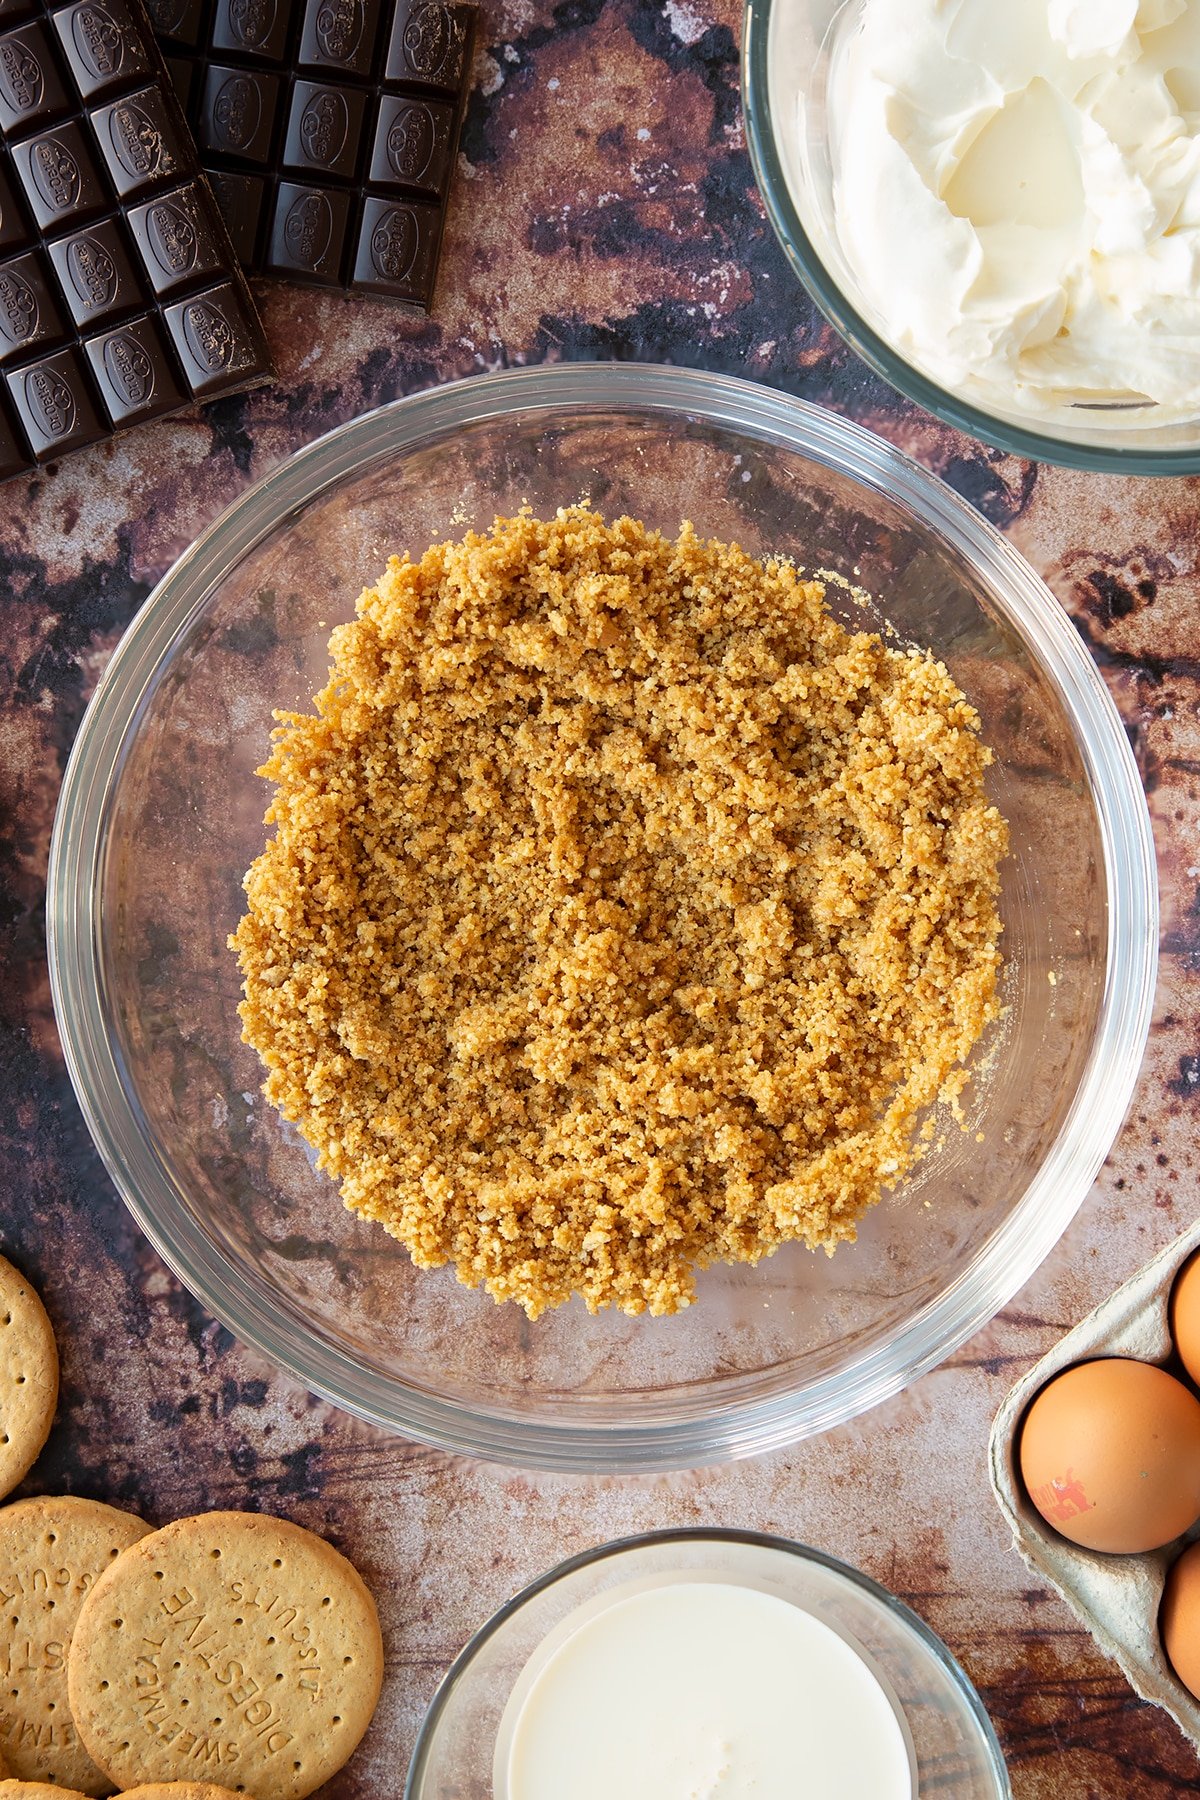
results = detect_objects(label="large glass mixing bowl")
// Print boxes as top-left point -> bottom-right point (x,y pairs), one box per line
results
47,363 -> 1157,1471
743,0 -> 1200,473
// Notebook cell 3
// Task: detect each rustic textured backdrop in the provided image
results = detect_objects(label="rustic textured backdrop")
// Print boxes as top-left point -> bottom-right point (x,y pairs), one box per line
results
2,2 -> 1199,1794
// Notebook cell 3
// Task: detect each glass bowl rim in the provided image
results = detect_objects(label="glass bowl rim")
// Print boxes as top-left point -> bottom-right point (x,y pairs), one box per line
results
46,360 -> 1158,1472
403,1525 -> 1012,1798
741,0 -> 1200,476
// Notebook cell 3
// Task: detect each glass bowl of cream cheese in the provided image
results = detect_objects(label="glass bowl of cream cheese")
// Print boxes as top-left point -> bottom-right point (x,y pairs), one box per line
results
744,0 -> 1200,470
406,1529 -> 1010,1799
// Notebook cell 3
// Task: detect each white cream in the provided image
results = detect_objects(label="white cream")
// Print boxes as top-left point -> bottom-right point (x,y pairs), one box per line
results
824,0 -> 1200,423
497,1579 -> 915,1799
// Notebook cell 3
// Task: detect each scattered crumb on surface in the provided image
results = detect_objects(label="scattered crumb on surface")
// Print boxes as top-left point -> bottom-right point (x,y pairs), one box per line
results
232,508 -> 1008,1318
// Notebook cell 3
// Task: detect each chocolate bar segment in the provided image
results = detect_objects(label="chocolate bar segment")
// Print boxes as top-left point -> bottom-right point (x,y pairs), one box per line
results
48,216 -> 142,322
54,2 -> 156,101
0,22 -> 72,131
284,78 -> 367,179
211,0 -> 288,62
93,82 -> 191,195
0,0 -> 272,482
8,341 -> 106,457
0,249 -> 66,358
129,178 -> 227,294
369,91 -> 451,196
198,60 -> 279,163
383,0 -> 470,95
84,307 -> 181,419
13,120 -> 107,228
297,0 -> 384,80
265,177 -> 350,282
352,192 -> 438,300
154,0 -> 476,309
164,275 -> 264,394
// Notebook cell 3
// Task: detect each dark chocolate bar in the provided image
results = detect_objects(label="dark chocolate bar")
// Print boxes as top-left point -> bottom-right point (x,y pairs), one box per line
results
147,0 -> 475,309
0,0 -> 271,480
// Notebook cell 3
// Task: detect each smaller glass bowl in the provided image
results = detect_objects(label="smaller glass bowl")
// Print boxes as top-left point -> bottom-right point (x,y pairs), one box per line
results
743,0 -> 1200,473
406,1529 -> 1010,1799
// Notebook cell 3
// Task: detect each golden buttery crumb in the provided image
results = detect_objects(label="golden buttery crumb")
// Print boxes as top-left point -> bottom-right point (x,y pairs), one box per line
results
231,508 -> 1008,1318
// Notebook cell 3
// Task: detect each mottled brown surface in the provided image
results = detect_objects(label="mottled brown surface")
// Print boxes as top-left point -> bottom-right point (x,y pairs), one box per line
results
1,2 -> 1198,1795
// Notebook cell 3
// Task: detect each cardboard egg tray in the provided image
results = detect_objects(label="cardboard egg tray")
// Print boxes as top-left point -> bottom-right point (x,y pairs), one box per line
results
989,1219 -> 1200,1748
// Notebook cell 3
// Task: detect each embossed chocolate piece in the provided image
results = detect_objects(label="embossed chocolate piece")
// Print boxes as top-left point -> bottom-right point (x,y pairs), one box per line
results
383,0 -> 470,94
198,58 -> 280,161
48,216 -> 141,322
369,89 -> 451,196
266,177 -> 351,282
284,77 -> 366,179
94,81 -> 187,193
352,191 -> 438,300
54,0 -> 155,101
7,341 -> 105,457
164,275 -> 265,393
0,21 -> 70,130
212,0 -> 287,61
0,0 -> 272,482
13,119 -> 107,227
298,0 -> 384,78
0,249 -> 65,359
84,309 -> 182,420
129,178 -> 227,294
154,0 -> 476,307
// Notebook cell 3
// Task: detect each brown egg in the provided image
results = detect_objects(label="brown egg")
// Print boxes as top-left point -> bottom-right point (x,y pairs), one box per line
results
1019,1357 -> 1200,1554
1162,1540 -> 1200,1700
1170,1249 -> 1200,1390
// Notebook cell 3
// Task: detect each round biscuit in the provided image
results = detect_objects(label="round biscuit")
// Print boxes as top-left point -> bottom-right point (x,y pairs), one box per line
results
67,1512 -> 383,1800
0,1496 -> 152,1793
0,1783 -> 90,1796
119,1789 -> 247,1799
0,1259 -> 58,1501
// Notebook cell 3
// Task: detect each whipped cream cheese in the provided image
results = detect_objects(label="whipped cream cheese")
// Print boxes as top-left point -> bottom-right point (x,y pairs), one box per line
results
826,0 -> 1200,422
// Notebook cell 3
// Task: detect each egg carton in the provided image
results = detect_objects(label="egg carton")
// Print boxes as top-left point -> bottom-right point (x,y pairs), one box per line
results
989,1219 -> 1200,1748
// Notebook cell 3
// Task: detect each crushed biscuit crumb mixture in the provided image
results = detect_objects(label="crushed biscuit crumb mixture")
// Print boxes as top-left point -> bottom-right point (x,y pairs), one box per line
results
232,509 -> 1008,1318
